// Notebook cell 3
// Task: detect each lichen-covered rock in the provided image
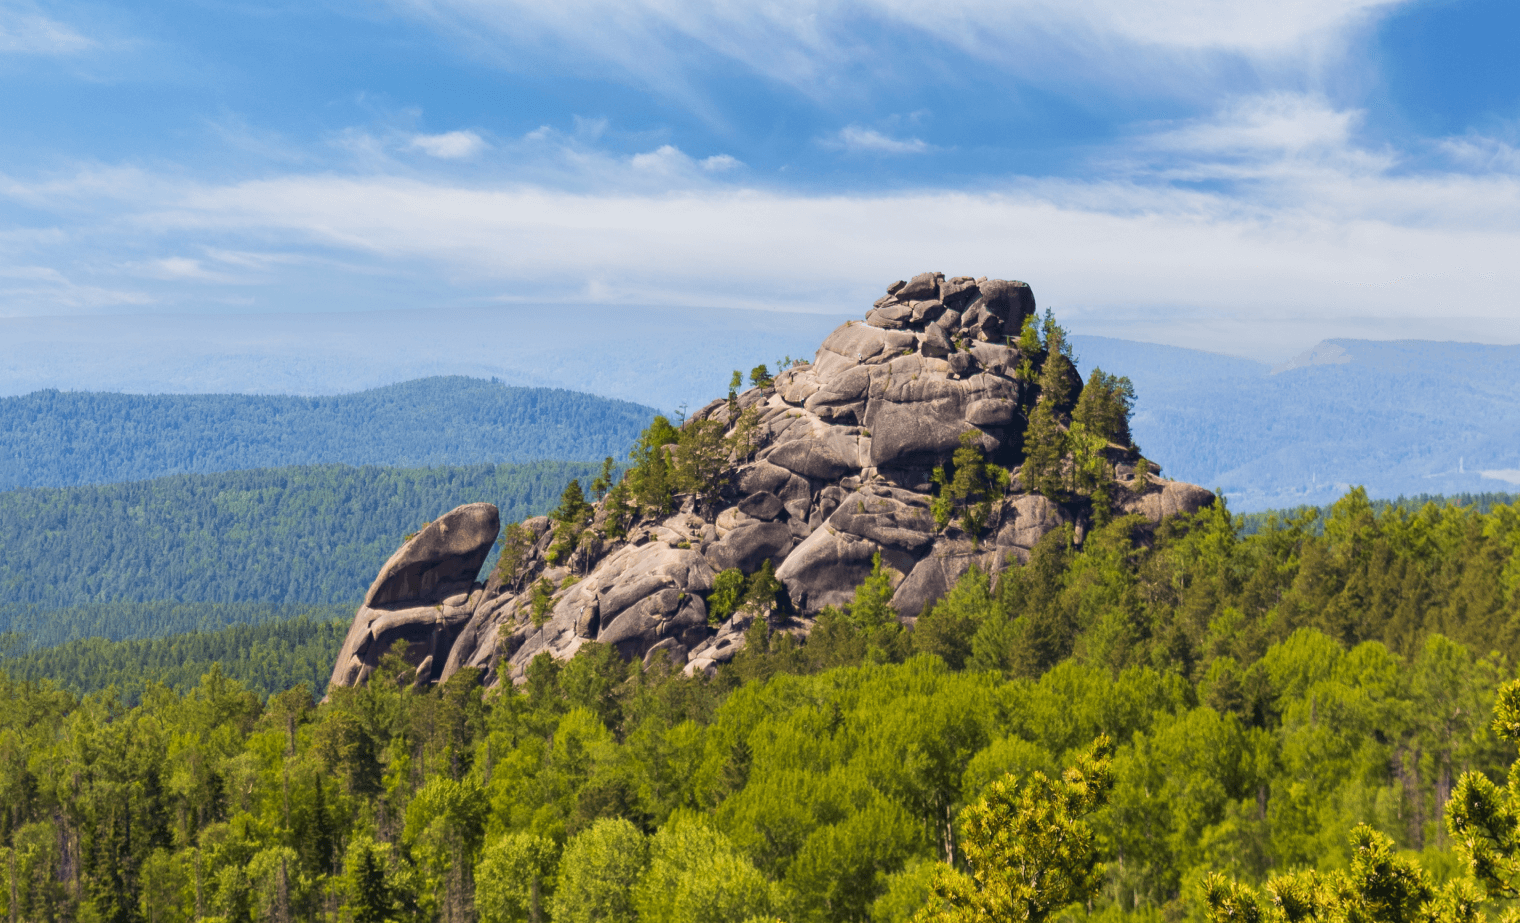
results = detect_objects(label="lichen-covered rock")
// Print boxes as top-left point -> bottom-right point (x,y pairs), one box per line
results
327,272 -> 1215,692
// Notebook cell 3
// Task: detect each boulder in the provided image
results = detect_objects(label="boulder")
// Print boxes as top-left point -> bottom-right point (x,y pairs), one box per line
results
892,546 -> 1000,621
827,487 -> 935,552
364,503 -> 499,607
1121,480 -> 1216,522
993,494 -> 1073,549
327,503 -> 499,691
705,520 -> 794,573
897,271 -> 942,302
765,429 -> 860,480
775,526 -> 882,613
738,491 -> 785,521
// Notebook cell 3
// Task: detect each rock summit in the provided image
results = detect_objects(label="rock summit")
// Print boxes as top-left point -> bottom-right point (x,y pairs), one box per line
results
328,272 -> 1213,691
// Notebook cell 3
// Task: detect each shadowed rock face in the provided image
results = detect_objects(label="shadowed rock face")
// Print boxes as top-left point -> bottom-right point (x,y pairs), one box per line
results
327,502 -> 499,691
327,272 -> 1214,691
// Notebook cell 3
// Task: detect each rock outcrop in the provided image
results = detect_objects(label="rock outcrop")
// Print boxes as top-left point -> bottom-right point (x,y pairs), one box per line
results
327,272 -> 1213,692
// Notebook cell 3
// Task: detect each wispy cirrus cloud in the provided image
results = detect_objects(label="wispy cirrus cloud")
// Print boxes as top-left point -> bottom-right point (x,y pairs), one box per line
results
377,0 -> 1413,110
0,2 -> 94,55
824,126 -> 930,155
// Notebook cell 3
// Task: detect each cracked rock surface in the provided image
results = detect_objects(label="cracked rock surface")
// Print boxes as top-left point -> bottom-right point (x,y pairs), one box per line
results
327,272 -> 1213,691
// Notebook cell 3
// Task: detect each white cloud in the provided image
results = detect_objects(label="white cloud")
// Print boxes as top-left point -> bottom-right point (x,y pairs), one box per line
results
629,144 -> 691,172
0,4 -> 94,55
1439,135 -> 1520,174
1144,94 -> 1360,158
128,257 -> 243,283
701,154 -> 742,172
9,90 -> 1520,355
0,264 -> 151,313
408,130 -> 486,159
378,0 -> 1414,106
826,126 -> 929,155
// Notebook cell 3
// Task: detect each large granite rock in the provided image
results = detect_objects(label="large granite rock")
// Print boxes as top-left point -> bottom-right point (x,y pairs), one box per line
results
327,502 -> 499,690
326,272 -> 1215,691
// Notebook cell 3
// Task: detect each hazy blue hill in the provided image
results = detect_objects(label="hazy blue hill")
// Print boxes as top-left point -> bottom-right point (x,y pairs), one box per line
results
1071,335 -> 1520,511
0,376 -> 654,490
0,303 -> 850,415
0,460 -> 595,623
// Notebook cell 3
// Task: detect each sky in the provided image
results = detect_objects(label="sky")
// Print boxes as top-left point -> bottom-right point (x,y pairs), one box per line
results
2,0 -> 1519,361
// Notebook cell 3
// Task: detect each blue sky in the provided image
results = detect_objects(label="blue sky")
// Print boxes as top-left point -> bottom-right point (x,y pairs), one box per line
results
2,0 -> 1519,359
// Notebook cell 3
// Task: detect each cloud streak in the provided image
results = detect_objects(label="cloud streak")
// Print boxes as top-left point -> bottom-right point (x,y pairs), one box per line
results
825,126 -> 930,155
0,3 -> 94,55
379,0 -> 1414,108
5,93 -> 1519,358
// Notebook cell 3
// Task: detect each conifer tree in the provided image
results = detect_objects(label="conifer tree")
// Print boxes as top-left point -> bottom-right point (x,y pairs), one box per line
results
1020,400 -> 1066,499
932,430 -> 1010,542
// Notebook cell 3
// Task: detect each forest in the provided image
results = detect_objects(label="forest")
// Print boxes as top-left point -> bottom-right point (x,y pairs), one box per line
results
0,613 -> 348,701
0,377 -> 653,490
3,488 -> 1520,921
0,460 -> 599,617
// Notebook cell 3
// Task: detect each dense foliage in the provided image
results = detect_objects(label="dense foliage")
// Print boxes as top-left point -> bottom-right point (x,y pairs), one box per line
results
2,491 -> 1519,921
0,601 -> 351,651
0,613 -> 347,701
0,460 -> 602,613
0,377 -> 655,490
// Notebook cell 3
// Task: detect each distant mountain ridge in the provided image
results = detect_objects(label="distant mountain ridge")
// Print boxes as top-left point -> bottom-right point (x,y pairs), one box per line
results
1072,335 -> 1520,511
0,303 -> 850,415
0,377 -> 654,490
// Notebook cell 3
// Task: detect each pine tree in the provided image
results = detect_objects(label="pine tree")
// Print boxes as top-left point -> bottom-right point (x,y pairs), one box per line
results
1020,400 -> 1066,499
931,431 -> 1010,542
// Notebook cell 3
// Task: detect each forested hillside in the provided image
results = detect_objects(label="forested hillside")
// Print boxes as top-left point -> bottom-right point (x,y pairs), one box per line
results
3,492 -> 1518,921
0,460 -> 597,623
0,377 -> 653,489
0,601 -> 352,650
0,613 -> 346,701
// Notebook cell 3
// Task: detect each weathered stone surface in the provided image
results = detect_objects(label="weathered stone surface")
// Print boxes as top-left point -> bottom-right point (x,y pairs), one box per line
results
365,503 -> 499,607
765,429 -> 860,480
993,494 -> 1074,549
738,461 -> 793,496
1120,480 -> 1216,522
775,526 -> 882,613
817,323 -> 916,369
327,503 -> 499,692
892,546 -> 999,621
738,491 -> 785,521
897,271 -> 942,302
866,304 -> 912,329
827,487 -> 935,551
865,388 -> 970,468
329,270 -> 1214,692
921,324 -> 952,358
705,520 -> 794,573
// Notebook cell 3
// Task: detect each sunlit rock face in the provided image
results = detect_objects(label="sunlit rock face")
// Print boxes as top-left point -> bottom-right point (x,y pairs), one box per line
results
327,272 -> 1212,692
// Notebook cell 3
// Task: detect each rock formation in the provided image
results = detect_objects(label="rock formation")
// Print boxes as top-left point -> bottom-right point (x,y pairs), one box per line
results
327,271 -> 1214,691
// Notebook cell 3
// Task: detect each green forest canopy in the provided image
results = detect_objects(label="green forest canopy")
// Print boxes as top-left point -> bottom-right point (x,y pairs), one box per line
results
0,460 -> 599,632
3,490 -> 1520,921
0,377 -> 655,490
0,611 -> 348,702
